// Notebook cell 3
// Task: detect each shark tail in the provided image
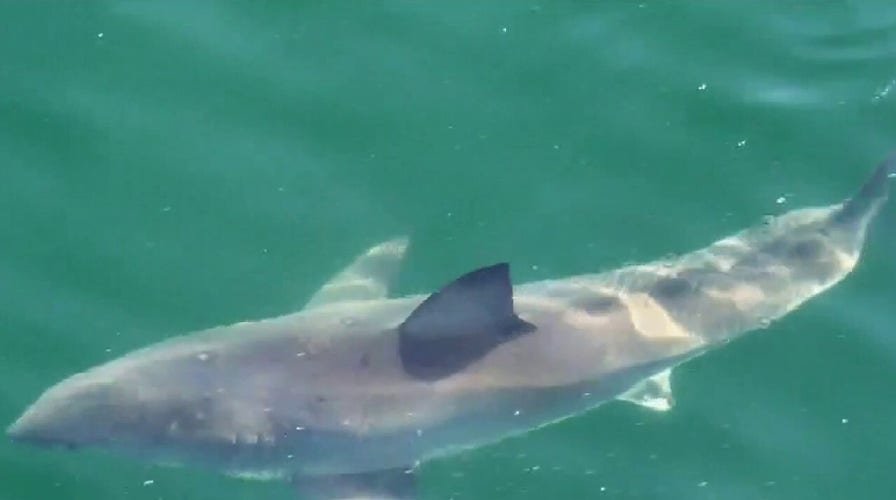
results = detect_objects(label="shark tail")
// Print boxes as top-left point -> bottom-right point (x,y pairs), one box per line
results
833,153 -> 896,226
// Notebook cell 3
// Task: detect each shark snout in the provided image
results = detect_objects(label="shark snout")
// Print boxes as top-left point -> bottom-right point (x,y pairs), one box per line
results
7,377 -> 123,451
7,414 -> 81,450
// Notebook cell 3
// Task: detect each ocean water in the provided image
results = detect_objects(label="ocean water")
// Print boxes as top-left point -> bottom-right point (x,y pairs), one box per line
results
2,2 -> 896,499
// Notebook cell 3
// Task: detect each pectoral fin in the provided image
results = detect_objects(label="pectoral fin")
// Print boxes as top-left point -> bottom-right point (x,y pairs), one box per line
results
305,237 -> 409,309
399,263 -> 535,381
291,467 -> 416,499
618,369 -> 674,412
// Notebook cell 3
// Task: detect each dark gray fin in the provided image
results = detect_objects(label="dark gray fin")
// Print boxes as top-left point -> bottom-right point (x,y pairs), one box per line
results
305,237 -> 409,310
399,263 -> 536,381
834,154 -> 896,226
291,467 -> 416,499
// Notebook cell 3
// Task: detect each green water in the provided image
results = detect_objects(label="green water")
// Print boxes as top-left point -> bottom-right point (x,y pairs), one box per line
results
2,2 -> 896,499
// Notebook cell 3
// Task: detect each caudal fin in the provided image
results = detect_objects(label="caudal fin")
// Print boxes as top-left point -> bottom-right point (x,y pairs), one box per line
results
834,154 -> 895,226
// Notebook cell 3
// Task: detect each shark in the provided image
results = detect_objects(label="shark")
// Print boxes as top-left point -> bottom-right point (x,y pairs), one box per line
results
7,156 -> 894,499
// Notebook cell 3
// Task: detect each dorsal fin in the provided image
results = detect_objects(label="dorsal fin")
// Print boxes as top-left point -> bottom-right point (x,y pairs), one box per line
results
304,237 -> 409,309
398,263 -> 535,381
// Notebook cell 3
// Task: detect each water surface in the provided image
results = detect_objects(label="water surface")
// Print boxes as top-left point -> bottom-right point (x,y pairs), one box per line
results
2,2 -> 896,499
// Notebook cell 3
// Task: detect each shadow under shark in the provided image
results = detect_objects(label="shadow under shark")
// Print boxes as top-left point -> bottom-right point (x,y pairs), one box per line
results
8,156 -> 894,499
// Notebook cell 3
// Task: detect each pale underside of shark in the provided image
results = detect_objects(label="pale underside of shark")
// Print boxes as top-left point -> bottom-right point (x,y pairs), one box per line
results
8,157 -> 894,499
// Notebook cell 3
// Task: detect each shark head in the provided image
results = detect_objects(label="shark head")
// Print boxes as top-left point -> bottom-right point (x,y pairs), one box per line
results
8,370 -> 152,451
6,335 -> 251,469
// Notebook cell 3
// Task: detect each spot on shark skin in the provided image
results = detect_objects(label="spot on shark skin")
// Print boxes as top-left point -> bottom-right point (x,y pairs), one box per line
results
619,292 -> 692,340
650,276 -> 696,300
704,282 -> 765,311
569,294 -> 623,315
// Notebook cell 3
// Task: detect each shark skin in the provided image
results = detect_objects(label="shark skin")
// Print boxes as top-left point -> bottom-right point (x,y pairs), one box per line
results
7,157 -> 894,499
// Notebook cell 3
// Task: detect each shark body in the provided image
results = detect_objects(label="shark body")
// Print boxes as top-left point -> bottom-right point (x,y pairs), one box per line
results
8,158 -> 894,499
